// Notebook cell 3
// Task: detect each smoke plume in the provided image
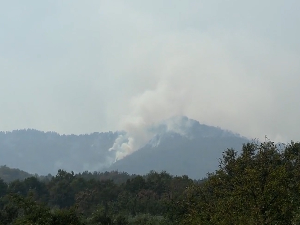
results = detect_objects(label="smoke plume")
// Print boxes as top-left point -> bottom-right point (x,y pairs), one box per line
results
108,30 -> 300,161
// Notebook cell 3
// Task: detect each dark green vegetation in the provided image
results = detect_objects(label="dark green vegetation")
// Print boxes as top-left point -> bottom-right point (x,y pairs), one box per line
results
0,169 -> 190,224
1,140 -> 300,224
173,141 -> 300,224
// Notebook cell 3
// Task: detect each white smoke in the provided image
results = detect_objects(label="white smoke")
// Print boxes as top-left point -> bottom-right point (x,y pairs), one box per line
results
108,29 -> 300,162
109,115 -> 197,161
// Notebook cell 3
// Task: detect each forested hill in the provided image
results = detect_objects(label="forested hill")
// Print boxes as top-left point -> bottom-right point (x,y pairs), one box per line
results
0,117 -> 249,178
108,117 -> 249,179
0,165 -> 33,183
0,129 -> 119,175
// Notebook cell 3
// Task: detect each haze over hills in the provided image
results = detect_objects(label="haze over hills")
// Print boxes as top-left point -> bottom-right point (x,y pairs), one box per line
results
0,130 -> 119,175
108,116 -> 249,179
0,117 -> 249,179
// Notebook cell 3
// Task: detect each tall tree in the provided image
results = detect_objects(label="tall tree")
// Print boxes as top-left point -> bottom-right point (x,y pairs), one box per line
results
176,141 -> 300,225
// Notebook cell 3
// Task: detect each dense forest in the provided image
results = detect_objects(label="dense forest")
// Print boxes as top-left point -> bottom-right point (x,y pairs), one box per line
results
1,140 -> 300,224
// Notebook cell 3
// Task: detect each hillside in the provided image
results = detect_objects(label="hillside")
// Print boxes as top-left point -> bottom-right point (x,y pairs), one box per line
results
108,117 -> 249,179
0,129 -> 119,175
0,165 -> 33,183
0,117 -> 250,179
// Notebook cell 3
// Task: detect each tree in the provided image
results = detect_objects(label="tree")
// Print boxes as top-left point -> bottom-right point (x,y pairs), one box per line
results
175,141 -> 300,225
0,178 -> 7,197
5,194 -> 84,225
48,170 -> 76,208
7,194 -> 52,225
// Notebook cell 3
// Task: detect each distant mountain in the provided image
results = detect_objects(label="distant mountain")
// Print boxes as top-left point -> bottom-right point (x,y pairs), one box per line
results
107,117 -> 249,179
0,117 -> 250,179
0,129 -> 119,175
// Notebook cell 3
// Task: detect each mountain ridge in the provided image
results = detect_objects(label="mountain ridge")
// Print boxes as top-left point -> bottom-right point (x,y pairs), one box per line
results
107,117 -> 249,179
0,129 -> 119,175
0,117 -> 249,179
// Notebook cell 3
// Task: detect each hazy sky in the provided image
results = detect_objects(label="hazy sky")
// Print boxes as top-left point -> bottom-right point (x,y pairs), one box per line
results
1,0 -> 300,142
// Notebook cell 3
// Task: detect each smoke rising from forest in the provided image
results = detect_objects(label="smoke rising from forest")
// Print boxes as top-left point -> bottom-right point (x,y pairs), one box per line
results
108,30 -> 300,160
1,1 -> 300,158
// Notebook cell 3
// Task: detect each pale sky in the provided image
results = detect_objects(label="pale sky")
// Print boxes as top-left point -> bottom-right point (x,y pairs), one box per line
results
1,0 -> 300,143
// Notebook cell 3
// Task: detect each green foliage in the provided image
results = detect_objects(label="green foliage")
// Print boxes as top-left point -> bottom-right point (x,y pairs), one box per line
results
0,194 -> 84,225
51,207 -> 84,225
88,206 -> 114,225
0,169 -> 191,224
9,194 -> 52,225
0,179 -> 7,198
2,140 -> 300,224
128,214 -> 172,225
174,141 -> 300,224
47,170 -> 76,208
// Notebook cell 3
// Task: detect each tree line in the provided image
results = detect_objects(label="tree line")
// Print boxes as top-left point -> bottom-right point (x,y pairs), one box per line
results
0,168 -> 192,224
1,140 -> 300,224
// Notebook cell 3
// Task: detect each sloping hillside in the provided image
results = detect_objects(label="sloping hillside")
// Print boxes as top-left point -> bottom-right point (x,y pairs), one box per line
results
0,165 -> 33,183
108,117 -> 249,179
0,130 -> 119,175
